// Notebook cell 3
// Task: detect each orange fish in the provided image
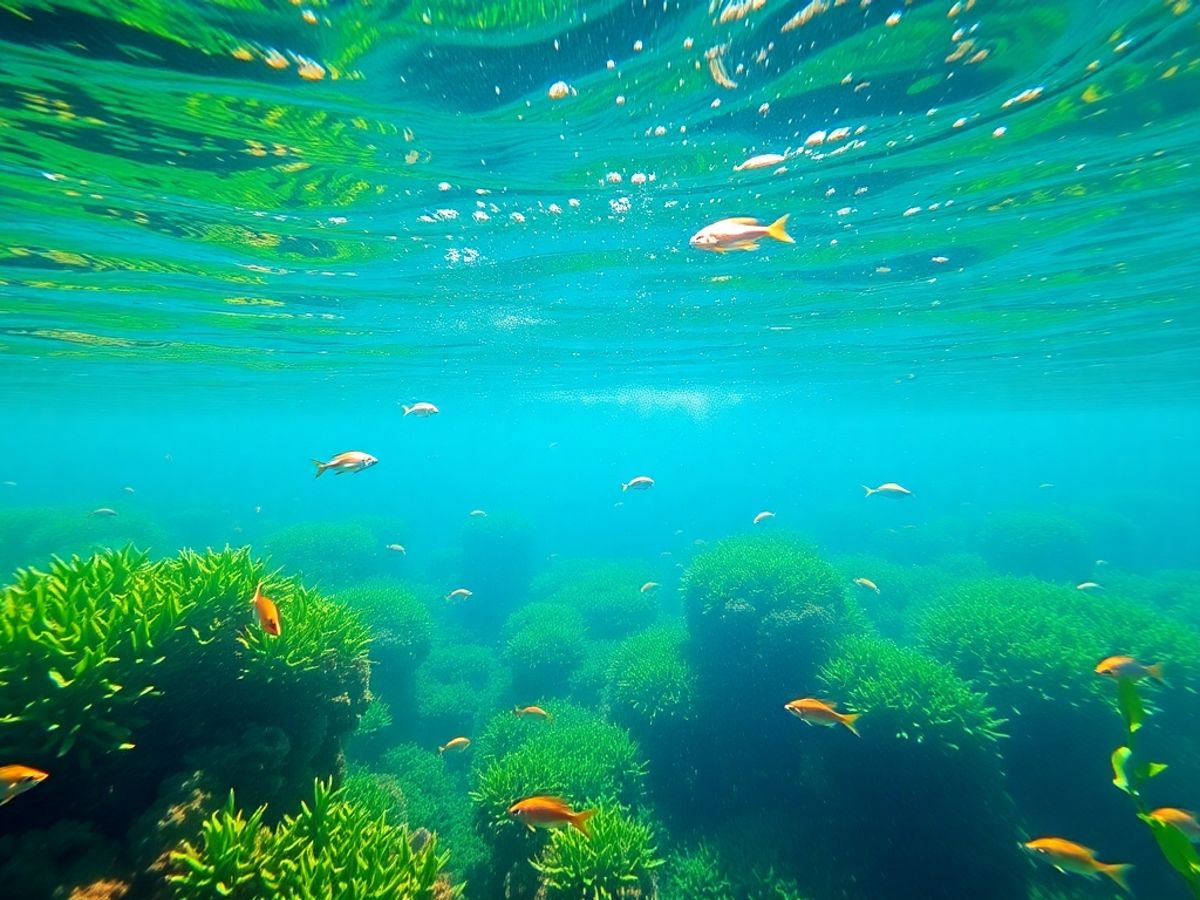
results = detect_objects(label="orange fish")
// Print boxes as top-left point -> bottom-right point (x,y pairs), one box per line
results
310,451 -> 378,478
252,582 -> 281,636
1148,808 -> 1200,842
513,705 -> 551,720
438,737 -> 471,755
784,698 -> 861,736
1022,837 -> 1132,893
853,577 -> 880,594
508,796 -> 596,836
0,765 -> 48,806
1094,656 -> 1165,684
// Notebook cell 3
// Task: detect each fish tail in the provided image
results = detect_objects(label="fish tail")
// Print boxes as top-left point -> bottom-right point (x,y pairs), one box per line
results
766,213 -> 794,244
840,712 -> 862,737
402,405 -> 412,416
311,459 -> 327,478
1102,863 -> 1133,893
862,485 -> 875,497
1147,662 -> 1167,685
570,808 -> 597,838
621,482 -> 629,492
437,745 -> 445,756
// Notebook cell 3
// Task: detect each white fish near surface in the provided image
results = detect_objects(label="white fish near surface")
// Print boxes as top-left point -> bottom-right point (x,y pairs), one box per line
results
862,483 -> 912,498
469,509 -> 488,518
753,511 -> 776,525
734,153 -> 788,172
385,543 -> 407,554
622,476 -> 655,492
90,507 -> 118,517
311,451 -> 378,478
402,402 -> 439,417
122,486 -> 135,494
689,215 -> 794,253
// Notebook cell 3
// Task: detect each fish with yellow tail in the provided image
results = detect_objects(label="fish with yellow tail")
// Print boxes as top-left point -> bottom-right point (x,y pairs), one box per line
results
784,698 -> 861,736
438,737 -> 471,755
1021,837 -> 1132,893
862,482 -> 912,498
507,796 -> 596,837
689,214 -> 793,252
1094,655 -> 1166,684
0,765 -> 48,806
513,705 -> 551,720
252,582 -> 281,636
310,451 -> 378,478
1147,808 -> 1200,842
853,577 -> 880,595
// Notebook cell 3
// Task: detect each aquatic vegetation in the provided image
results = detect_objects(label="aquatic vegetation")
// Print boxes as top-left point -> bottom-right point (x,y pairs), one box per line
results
168,778 -> 461,898
335,579 -> 433,671
569,639 -> 620,705
0,505 -> 174,580
659,844 -> 734,900
459,512 -> 536,631
605,622 -> 696,736
415,640 -> 508,745
533,559 -> 659,640
828,554 -> 956,640
814,634 -> 1026,899
503,602 -> 588,700
341,766 -> 407,825
529,805 -> 663,899
982,510 -> 1092,582
262,520 -> 384,589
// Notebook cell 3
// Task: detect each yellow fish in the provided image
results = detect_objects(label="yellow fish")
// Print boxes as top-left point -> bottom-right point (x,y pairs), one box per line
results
0,765 -> 48,806
513,705 -> 551,720
1022,837 -> 1131,893
1147,808 -> 1200,842
1094,655 -> 1165,684
689,215 -> 793,253
438,737 -> 471,755
252,582 -> 281,636
853,577 -> 880,594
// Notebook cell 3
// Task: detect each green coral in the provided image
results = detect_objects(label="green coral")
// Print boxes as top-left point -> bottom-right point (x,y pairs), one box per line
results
0,545 -> 369,764
168,778 -> 461,899
819,634 -> 1006,749
533,559 -> 659,640
660,844 -> 733,900
262,520 -> 384,589
530,806 -> 663,899
605,622 -> 696,733
982,511 -> 1092,582
504,603 -> 588,699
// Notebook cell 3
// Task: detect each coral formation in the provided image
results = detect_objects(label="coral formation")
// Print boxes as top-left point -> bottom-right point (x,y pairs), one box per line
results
503,602 -> 588,700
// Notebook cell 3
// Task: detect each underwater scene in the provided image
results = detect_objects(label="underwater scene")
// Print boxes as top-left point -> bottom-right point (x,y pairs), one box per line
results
2,0 -> 1199,897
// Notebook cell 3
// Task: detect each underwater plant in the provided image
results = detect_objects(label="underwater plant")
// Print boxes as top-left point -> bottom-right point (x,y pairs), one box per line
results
529,805 -> 663,899
334,579 -> 433,671
568,639 -> 620,706
168,777 -> 461,899
341,765 -> 407,825
0,505 -> 173,579
503,602 -> 588,700
813,634 -> 1026,900
262,520 -> 384,589
828,554 -> 957,641
415,640 -> 509,745
532,559 -> 659,640
659,843 -> 734,900
458,511 -> 536,632
981,510 -> 1092,582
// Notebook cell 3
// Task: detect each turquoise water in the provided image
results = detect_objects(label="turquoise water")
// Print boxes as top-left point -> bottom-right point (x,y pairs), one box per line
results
2,0 -> 1199,898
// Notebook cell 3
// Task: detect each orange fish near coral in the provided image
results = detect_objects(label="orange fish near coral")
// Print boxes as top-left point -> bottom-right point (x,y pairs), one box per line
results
1021,837 -> 1132,893
1147,808 -> 1200,842
0,765 -> 48,806
508,796 -> 596,836
784,698 -> 861,736
252,582 -> 281,636
438,737 -> 471,755
513,705 -> 551,720
310,451 -> 378,478
1094,656 -> 1166,684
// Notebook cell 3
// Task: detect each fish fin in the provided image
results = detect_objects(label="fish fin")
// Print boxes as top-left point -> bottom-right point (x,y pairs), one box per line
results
1103,863 -> 1133,893
311,459 -> 326,478
402,405 -> 412,416
621,483 -> 629,492
766,213 -> 794,244
571,808 -> 597,839
732,241 -> 759,251
841,712 -> 862,737
862,485 -> 875,496
437,746 -> 445,755
723,216 -> 760,224
819,699 -> 840,709
1147,662 -> 1167,685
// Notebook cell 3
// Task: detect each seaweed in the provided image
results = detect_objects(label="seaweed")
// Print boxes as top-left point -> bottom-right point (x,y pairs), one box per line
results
530,805 -> 663,899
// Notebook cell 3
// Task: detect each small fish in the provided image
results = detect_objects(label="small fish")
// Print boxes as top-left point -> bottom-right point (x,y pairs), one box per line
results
640,581 -> 660,593
1095,559 -> 1109,567
122,486 -> 135,494
1076,582 -> 1103,591
734,153 -> 788,172
507,796 -> 596,836
1095,656 -> 1165,684
402,402 -> 439,417
1147,808 -> 1200,842
1,481 -> 15,487
0,765 -> 48,806
853,577 -> 880,594
90,507 -> 119,517
1021,837 -> 1132,893
445,588 -> 473,603
469,509 -> 488,518
385,543 -> 407,554
513,705 -> 551,720
252,582 -> 281,636
1038,483 -> 1055,489
438,736 -> 471,755
622,476 -> 655,492
311,451 -> 378,478
862,483 -> 912,498
689,215 -> 794,253
784,698 -> 861,736
753,511 -> 776,525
